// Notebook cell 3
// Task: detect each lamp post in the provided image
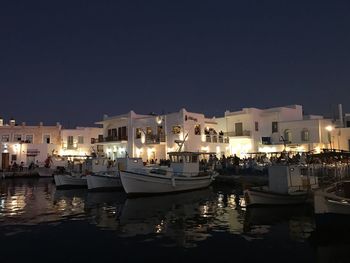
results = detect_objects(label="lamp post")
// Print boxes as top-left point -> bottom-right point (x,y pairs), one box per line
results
325,125 -> 334,150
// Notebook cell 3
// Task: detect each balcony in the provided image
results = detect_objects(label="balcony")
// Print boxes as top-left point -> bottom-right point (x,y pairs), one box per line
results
145,134 -> 166,144
225,130 -> 251,137
205,135 -> 229,143
100,136 -> 128,143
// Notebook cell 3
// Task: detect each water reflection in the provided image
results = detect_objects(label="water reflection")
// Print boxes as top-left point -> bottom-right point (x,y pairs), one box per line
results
243,205 -> 315,241
1,177 -> 344,254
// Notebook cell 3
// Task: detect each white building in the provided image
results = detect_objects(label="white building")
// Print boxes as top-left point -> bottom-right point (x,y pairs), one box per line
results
218,105 -> 333,156
0,118 -> 62,169
218,105 -> 303,156
60,127 -> 103,158
97,109 -> 230,162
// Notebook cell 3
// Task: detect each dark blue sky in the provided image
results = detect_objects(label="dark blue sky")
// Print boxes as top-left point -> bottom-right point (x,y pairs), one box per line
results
1,0 -> 350,126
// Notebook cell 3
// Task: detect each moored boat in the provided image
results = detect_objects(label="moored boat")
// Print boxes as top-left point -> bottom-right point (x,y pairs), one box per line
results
120,152 -> 216,195
314,180 -> 350,230
54,173 -> 88,189
244,164 -> 317,206
87,171 -> 122,191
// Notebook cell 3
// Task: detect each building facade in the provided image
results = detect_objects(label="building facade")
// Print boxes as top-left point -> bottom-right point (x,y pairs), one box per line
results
0,118 -> 62,169
97,109 -> 230,162
60,127 -> 103,158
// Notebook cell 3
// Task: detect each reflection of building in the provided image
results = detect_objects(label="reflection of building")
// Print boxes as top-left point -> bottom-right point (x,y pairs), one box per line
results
97,109 -> 230,161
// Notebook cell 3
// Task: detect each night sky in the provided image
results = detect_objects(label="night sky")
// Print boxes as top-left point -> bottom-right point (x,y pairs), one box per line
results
1,0 -> 350,127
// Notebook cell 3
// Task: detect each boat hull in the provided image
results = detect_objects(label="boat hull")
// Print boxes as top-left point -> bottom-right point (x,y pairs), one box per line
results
54,174 -> 87,189
36,167 -> 54,177
244,188 -> 308,206
87,174 -> 122,191
119,170 -> 213,195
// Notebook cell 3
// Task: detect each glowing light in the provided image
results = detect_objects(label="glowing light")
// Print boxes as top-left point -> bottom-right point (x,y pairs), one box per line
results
135,148 -> 143,157
201,146 -> 209,152
314,146 -> 321,154
325,125 -> 333,132
258,146 -> 277,153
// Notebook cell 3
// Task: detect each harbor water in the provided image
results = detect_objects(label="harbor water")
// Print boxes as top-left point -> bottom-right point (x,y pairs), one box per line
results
0,178 -> 349,263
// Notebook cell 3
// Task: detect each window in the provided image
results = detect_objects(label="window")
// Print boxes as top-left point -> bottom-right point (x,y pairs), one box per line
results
122,126 -> 127,140
157,125 -> 164,135
98,134 -> 103,142
272,122 -> 278,133
78,136 -> 84,144
146,127 -> 152,135
284,129 -> 292,143
172,125 -> 181,134
43,134 -> 51,144
67,136 -> 74,149
135,128 -> 142,139
301,129 -> 309,142
235,122 -> 243,136
1,135 -> 9,142
25,135 -> 33,143
194,124 -> 201,135
347,121 -> 350,128
261,137 -> 271,145
255,122 -> 259,131
14,134 -> 22,142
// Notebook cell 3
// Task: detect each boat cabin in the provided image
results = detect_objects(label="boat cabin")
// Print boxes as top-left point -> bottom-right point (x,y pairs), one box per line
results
117,157 -> 143,171
268,165 -> 318,194
168,152 -> 201,175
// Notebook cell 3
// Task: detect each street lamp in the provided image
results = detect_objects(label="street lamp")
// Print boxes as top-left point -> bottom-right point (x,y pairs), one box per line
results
325,125 -> 334,150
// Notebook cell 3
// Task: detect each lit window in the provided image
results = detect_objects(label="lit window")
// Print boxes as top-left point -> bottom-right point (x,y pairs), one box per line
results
135,128 -> 142,139
172,125 -> 181,134
25,135 -> 33,143
14,134 -> 22,142
1,135 -> 9,142
43,134 -> 51,144
194,124 -> 201,135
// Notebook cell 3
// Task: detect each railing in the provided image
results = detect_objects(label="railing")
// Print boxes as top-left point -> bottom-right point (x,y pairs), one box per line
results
100,136 -> 128,142
205,135 -> 229,143
145,134 -> 166,144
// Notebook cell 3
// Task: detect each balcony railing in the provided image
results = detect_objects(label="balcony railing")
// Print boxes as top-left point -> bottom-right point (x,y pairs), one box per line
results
205,135 -> 229,143
100,136 -> 128,142
145,134 -> 166,144
225,130 -> 251,137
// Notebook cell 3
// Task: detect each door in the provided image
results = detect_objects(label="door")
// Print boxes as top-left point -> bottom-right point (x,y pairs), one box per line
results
2,153 -> 9,170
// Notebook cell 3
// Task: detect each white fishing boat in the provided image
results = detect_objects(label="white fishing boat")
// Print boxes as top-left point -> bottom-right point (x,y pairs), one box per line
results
314,180 -> 350,214
244,164 -> 317,206
120,152 -> 216,195
87,171 -> 122,191
54,172 -> 88,189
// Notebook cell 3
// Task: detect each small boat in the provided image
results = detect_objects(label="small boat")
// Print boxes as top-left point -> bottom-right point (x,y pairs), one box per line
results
244,187 -> 308,206
314,180 -> 350,230
120,152 -> 216,195
244,164 -> 317,206
54,172 -> 87,189
87,171 -> 122,191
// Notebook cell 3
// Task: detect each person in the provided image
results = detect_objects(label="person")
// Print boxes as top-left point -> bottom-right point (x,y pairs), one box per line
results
19,162 -> 24,172
29,161 -> 35,170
